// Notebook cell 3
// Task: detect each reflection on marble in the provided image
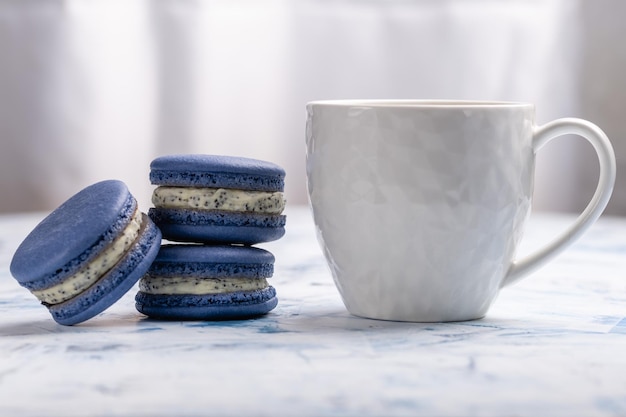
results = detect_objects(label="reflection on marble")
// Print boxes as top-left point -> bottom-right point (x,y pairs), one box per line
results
1,207 -> 626,416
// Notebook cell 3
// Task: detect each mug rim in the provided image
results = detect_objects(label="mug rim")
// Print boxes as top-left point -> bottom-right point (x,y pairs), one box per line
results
306,99 -> 533,108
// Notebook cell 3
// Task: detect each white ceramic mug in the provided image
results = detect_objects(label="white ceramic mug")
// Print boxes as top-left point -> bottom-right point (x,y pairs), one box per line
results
305,100 -> 616,322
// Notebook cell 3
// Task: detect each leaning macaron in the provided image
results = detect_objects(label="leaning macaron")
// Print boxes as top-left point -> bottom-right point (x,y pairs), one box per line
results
135,244 -> 278,320
10,180 -> 162,325
148,154 -> 286,245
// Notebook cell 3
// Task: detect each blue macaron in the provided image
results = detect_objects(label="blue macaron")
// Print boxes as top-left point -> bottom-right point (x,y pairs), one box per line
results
148,154 -> 286,245
10,180 -> 162,325
135,244 -> 278,320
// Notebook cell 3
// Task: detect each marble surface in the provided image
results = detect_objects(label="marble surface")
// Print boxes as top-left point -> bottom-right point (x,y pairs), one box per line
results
1,206 -> 626,416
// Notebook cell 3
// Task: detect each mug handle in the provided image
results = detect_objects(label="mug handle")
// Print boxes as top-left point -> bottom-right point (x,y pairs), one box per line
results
502,118 -> 616,288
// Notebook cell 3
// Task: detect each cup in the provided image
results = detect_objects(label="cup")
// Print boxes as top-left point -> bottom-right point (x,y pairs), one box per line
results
305,100 -> 616,322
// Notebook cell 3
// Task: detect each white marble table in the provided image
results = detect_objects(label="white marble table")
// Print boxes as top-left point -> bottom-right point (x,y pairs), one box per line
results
1,207 -> 626,416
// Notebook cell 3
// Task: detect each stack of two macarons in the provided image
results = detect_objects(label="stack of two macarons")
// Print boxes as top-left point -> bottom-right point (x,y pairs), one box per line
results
135,155 -> 287,320
9,154 -> 286,325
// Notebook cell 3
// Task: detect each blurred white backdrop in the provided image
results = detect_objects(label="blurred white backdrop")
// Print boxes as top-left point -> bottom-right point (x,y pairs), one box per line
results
0,0 -> 623,215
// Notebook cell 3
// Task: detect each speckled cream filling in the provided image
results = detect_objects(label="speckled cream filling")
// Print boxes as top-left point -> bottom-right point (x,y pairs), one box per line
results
32,210 -> 143,305
139,276 -> 269,295
152,187 -> 285,214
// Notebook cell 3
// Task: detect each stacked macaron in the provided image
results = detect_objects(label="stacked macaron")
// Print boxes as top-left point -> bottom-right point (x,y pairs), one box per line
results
135,154 -> 286,320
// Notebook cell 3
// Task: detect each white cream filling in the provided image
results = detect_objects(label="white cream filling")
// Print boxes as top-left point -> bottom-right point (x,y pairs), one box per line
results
152,187 -> 285,214
32,210 -> 143,305
139,276 -> 269,295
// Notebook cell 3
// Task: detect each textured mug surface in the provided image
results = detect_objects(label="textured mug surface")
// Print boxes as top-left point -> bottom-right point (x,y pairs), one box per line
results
305,100 -> 615,322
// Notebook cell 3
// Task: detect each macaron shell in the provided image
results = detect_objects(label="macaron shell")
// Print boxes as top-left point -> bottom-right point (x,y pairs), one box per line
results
149,208 -> 286,245
10,180 -> 135,286
149,244 -> 275,278
150,154 -> 285,192
156,224 -> 285,245
49,215 -> 162,325
135,287 -> 278,320
153,244 -> 275,264
150,154 -> 285,174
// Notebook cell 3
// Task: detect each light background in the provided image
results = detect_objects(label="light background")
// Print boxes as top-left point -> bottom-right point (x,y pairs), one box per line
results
0,0 -> 624,215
